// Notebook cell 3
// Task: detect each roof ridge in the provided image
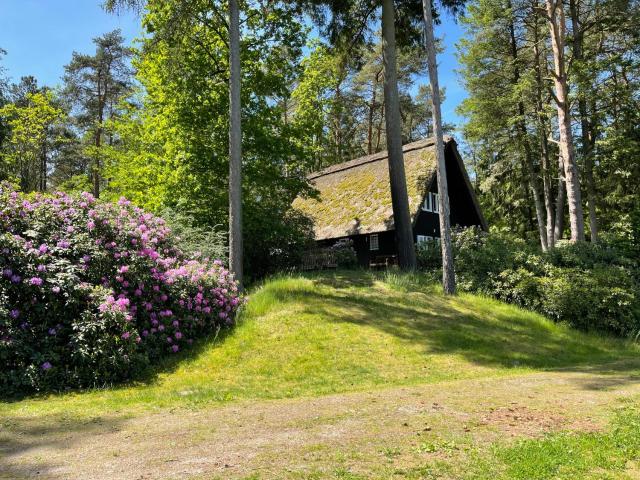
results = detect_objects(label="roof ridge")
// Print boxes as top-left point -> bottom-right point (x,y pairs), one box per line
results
308,136 -> 449,180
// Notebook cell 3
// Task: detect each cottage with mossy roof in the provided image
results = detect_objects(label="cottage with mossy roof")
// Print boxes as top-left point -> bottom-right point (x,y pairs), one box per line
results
293,136 -> 487,267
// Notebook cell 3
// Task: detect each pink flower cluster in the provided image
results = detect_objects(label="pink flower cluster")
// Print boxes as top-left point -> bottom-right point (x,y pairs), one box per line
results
0,182 -> 242,367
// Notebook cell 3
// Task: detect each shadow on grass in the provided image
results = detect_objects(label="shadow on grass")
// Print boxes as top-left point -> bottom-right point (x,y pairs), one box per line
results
0,324 -> 239,404
295,271 -> 640,384
0,413 -> 126,479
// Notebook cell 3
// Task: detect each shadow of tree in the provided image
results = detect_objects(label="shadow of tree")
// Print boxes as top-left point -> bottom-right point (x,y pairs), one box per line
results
0,414 -> 126,479
296,273 -> 640,380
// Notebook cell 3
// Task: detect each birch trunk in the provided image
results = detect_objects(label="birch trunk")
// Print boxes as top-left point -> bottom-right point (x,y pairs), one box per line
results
421,0 -> 455,293
545,0 -> 585,241
382,0 -> 417,270
228,0 -> 243,287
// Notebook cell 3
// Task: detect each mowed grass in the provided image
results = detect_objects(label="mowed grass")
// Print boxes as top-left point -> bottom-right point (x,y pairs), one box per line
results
464,401 -> 640,480
2,270 -> 637,420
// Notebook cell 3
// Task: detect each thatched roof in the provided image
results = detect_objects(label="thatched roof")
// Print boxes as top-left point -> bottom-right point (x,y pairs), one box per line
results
293,137 -> 447,241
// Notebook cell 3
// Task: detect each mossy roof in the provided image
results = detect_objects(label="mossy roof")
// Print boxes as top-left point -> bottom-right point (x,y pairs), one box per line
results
293,137 -> 446,240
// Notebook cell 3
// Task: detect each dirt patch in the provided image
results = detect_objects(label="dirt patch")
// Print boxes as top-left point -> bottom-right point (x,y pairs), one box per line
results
477,403 -> 600,437
1,368 -> 639,480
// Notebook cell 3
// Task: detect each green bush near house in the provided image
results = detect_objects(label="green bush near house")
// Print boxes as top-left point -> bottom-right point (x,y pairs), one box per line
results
417,227 -> 640,337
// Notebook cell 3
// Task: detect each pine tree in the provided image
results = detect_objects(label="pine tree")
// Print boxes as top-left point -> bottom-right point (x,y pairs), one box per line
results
63,30 -> 132,198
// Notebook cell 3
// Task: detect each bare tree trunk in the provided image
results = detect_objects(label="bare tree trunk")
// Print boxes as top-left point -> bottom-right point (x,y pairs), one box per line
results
228,0 -> 243,287
531,15 -> 555,247
40,137 -> 47,192
421,0 -> 455,294
94,76 -> 103,199
554,152 -> 566,243
367,72 -> 381,155
540,127 -> 555,246
545,0 -> 585,241
507,10 -> 547,250
568,0 -> 598,242
381,0 -> 416,271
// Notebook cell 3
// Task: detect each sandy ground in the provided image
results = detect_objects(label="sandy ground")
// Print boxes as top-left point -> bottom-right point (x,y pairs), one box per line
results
2,365 -> 639,479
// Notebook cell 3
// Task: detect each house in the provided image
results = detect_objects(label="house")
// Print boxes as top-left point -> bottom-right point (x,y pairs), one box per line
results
292,136 -> 487,267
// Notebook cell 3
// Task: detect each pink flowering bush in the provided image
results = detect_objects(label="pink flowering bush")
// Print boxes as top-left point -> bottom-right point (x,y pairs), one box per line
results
0,183 -> 242,394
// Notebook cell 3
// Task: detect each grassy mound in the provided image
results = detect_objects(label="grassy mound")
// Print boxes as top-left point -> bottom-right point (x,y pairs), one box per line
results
2,270 -> 636,419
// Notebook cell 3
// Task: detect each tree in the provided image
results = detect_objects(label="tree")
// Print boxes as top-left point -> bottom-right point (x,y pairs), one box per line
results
63,30 -> 133,198
294,0 -> 421,269
543,0 -> 585,242
228,0 -> 243,286
0,48 -> 9,155
381,0 -> 417,270
104,0 -> 313,279
420,0 -> 455,293
0,90 -> 64,191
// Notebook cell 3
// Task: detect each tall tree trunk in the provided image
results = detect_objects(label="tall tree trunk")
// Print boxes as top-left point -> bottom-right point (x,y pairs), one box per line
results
228,0 -> 243,287
531,14 -> 555,246
540,125 -> 555,246
421,0 -> 455,294
507,8 -> 548,250
367,84 -> 375,155
381,0 -> 416,270
545,0 -> 585,241
40,135 -> 47,192
367,71 -> 381,155
554,151 -> 566,243
94,76 -> 103,199
568,0 -> 598,242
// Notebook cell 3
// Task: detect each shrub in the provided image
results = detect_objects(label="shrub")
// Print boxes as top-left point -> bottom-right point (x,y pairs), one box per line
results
0,183 -> 242,395
416,239 -> 442,271
539,266 -> 640,336
329,238 -> 358,268
417,226 -> 640,338
449,226 -> 519,292
244,206 -> 315,279
159,207 -> 227,262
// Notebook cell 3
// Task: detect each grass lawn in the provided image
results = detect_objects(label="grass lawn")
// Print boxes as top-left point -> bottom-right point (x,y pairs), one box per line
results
1,270 -> 639,479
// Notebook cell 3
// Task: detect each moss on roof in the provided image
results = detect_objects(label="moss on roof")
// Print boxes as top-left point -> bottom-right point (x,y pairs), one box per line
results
293,138 -> 442,240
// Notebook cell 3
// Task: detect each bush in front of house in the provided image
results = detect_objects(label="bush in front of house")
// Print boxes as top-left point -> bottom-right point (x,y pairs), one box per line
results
0,183 -> 242,395
417,226 -> 640,337
329,238 -> 358,268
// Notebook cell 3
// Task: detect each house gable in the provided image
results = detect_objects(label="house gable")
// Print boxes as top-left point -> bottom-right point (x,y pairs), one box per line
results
293,137 -> 486,246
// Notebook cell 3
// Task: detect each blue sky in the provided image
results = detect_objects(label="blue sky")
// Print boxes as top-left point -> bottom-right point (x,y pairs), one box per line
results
0,1 -> 467,128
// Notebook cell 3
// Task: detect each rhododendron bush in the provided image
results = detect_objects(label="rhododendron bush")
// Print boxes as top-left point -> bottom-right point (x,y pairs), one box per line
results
0,183 -> 241,394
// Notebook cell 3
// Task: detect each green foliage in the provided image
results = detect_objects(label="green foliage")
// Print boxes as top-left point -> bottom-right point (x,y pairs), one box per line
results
419,227 -> 640,337
159,207 -> 227,263
0,90 -> 65,190
0,184 -> 241,396
103,0 -> 314,280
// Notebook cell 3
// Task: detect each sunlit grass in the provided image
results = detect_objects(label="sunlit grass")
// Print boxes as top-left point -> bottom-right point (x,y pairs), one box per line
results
1,270 -> 638,419
465,401 -> 640,480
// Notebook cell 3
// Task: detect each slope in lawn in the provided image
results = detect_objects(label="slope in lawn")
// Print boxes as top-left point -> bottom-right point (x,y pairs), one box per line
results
2,271 -> 637,418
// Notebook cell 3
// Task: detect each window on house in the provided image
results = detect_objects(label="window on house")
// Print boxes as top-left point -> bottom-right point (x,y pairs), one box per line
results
417,235 -> 435,245
422,192 -> 440,214
422,194 -> 432,212
369,233 -> 379,251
